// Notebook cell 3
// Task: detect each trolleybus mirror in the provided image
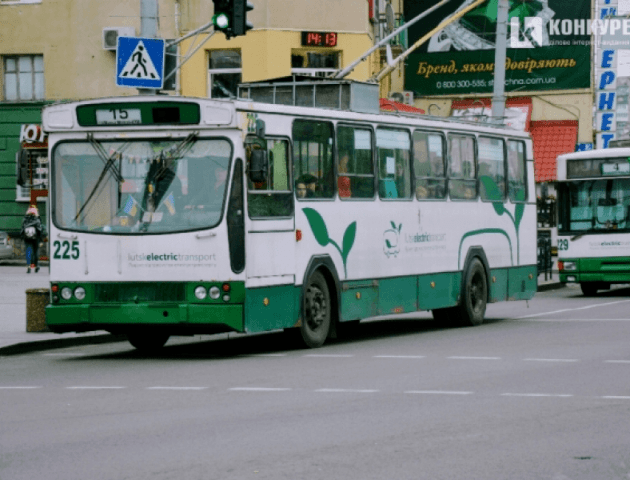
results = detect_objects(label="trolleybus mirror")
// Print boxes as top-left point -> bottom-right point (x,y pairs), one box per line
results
249,148 -> 268,183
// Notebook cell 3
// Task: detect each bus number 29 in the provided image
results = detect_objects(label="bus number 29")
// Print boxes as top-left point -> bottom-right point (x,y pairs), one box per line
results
558,239 -> 569,251
53,240 -> 80,259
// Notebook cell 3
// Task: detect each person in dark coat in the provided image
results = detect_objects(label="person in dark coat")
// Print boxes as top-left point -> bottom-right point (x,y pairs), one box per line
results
21,205 -> 44,273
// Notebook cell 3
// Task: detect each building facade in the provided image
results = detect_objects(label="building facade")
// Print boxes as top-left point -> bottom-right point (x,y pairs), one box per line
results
1,0 -> 402,239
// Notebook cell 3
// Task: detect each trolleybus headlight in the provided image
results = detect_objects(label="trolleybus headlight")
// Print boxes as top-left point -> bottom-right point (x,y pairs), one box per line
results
61,287 -> 72,300
560,261 -> 576,271
194,286 -> 207,300
222,295 -> 230,302
74,287 -> 86,301
209,286 -> 221,299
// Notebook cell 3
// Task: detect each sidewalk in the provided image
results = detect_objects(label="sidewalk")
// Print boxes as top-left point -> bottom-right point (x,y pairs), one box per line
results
0,263 -> 564,356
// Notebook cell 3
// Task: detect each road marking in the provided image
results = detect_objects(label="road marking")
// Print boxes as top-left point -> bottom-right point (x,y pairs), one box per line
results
67,386 -> 127,390
405,390 -> 473,395
501,393 -> 573,397
605,360 -> 630,364
448,356 -> 501,360
315,388 -> 379,393
229,387 -> 291,392
523,358 -> 579,363
601,396 -> 630,399
374,355 -> 426,359
516,299 -> 630,319
0,386 -> 43,389
303,354 -> 354,358
146,386 -> 208,390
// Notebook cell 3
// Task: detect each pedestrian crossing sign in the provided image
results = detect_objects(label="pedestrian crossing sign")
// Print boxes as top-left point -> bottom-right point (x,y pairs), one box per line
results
116,37 -> 165,89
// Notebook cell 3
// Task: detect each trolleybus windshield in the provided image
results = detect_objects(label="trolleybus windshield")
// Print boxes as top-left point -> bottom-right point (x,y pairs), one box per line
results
52,137 -> 232,234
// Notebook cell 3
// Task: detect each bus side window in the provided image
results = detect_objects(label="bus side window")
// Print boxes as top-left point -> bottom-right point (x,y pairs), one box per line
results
292,120 -> 334,199
448,134 -> 477,200
507,140 -> 528,202
336,125 -> 375,200
376,128 -> 411,200
247,138 -> 293,218
413,131 -> 446,200
478,137 -> 506,202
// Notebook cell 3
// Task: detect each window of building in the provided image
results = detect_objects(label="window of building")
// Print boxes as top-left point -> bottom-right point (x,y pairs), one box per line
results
336,125 -> 374,199
507,140 -> 528,202
291,51 -> 340,78
412,131 -> 446,200
448,134 -> 476,200
376,128 -> 411,200
16,149 -> 48,201
293,120 -> 334,199
478,137 -> 506,202
208,50 -> 241,99
3,55 -> 44,101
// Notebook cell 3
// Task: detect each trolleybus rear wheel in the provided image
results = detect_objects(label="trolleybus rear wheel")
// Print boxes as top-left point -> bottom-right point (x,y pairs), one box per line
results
300,271 -> 331,348
460,258 -> 487,326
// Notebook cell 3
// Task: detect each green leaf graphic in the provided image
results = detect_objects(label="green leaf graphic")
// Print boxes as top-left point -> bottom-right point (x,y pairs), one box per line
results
390,221 -> 397,230
480,176 -> 505,215
385,239 -> 392,248
514,203 -> 525,231
303,208 -> 330,247
342,222 -> 357,262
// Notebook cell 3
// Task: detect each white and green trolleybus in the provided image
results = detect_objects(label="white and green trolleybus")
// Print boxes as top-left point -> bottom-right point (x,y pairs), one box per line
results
42,80 -> 537,350
556,148 -> 630,295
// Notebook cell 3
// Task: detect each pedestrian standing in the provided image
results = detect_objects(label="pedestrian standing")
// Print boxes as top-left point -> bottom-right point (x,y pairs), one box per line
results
20,205 -> 44,273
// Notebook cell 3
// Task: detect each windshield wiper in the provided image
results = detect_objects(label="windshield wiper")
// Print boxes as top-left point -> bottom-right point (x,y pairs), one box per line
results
74,136 -> 130,223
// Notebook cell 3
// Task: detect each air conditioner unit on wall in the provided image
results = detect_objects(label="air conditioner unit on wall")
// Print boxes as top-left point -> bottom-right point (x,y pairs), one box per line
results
103,27 -> 136,51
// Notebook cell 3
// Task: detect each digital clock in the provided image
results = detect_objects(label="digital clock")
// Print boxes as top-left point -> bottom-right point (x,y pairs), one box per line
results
301,31 -> 338,47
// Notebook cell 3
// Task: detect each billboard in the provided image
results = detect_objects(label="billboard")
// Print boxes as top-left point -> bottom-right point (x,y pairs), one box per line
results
403,0 -> 591,95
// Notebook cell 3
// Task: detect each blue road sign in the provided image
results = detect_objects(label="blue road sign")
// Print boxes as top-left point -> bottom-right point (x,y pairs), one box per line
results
116,37 -> 165,89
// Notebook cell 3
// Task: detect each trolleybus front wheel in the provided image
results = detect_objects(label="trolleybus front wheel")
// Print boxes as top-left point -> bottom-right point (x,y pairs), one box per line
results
127,332 -> 170,352
300,270 -> 331,348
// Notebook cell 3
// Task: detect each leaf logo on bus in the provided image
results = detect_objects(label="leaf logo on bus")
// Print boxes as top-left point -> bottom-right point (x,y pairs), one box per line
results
478,176 -> 526,264
383,221 -> 401,258
302,208 -> 356,278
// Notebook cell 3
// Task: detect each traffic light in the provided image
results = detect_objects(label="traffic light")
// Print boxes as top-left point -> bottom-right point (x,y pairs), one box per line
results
212,0 -> 233,37
212,0 -> 253,39
232,0 -> 254,37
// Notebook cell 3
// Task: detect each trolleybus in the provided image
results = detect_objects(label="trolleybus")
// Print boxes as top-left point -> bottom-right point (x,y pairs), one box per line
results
42,83 -> 537,350
556,148 -> 630,295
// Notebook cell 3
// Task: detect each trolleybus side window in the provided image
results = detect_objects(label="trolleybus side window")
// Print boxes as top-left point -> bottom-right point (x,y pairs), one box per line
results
412,130 -> 446,200
448,134 -> 477,200
478,136 -> 506,202
507,140 -> 528,203
336,125 -> 375,200
376,128 -> 411,200
247,138 -> 293,218
293,120 -> 334,199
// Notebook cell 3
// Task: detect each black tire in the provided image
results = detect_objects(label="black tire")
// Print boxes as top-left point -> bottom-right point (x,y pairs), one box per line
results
300,270 -> 332,348
127,332 -> 170,352
457,258 -> 488,326
580,283 -> 598,296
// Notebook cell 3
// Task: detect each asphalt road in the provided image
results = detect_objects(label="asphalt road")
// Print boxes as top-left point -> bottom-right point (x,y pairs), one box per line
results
2,285 -> 630,480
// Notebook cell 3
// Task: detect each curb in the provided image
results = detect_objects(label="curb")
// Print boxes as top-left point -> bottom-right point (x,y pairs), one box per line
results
0,333 -> 126,356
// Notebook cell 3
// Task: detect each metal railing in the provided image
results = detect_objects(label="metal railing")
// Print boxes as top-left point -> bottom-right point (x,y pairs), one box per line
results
537,231 -> 553,281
